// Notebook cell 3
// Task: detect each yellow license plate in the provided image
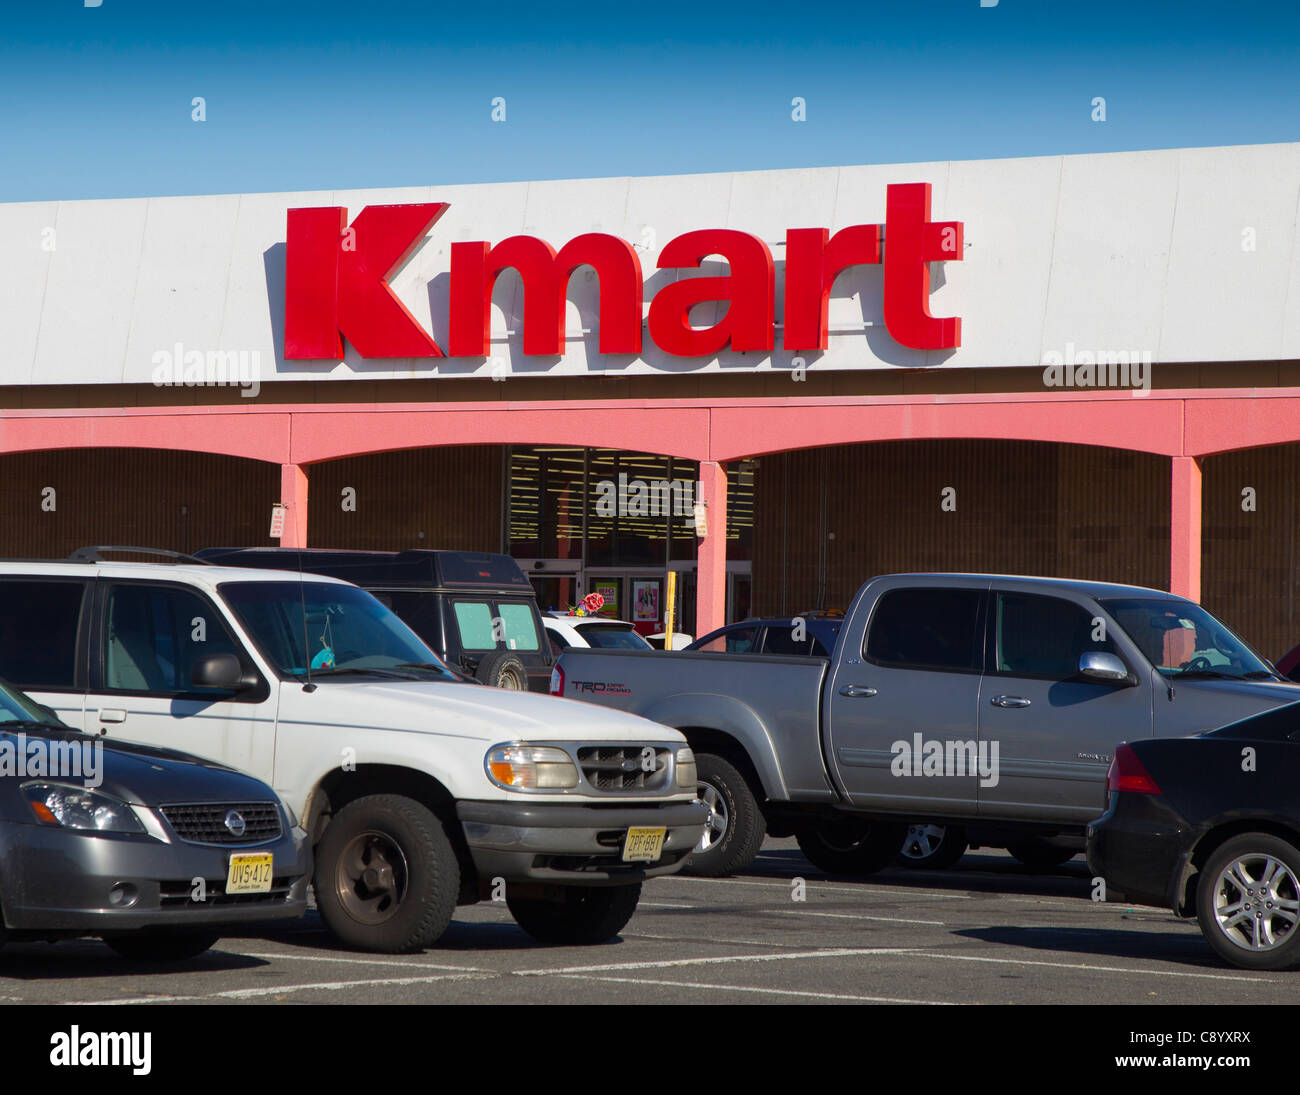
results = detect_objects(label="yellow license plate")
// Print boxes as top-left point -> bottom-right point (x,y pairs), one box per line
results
226,853 -> 273,894
622,827 -> 666,862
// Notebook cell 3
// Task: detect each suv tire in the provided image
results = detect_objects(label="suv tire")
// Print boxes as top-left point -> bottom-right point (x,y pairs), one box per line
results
314,794 -> 459,953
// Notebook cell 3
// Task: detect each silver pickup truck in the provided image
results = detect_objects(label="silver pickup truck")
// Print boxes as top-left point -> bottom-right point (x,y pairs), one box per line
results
552,574 -> 1300,878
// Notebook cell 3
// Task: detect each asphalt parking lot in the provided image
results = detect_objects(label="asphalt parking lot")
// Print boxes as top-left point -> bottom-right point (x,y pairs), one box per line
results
1,839 -> 1290,1006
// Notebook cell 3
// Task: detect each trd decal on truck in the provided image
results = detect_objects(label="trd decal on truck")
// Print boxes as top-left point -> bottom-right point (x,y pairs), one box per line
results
572,681 -> 632,696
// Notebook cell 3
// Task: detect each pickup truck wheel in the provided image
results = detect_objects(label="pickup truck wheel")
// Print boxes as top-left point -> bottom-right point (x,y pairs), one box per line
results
314,794 -> 459,953
897,824 -> 969,869
797,819 -> 907,877
103,932 -> 220,962
683,753 -> 766,877
1196,834 -> 1300,971
507,883 -> 642,945
1006,841 -> 1078,871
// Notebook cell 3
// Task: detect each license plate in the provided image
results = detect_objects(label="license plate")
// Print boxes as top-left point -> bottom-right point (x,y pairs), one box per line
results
226,853 -> 273,894
622,827 -> 666,862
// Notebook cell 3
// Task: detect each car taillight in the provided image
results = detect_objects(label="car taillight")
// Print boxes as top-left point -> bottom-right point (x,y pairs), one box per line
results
549,665 -> 565,696
1107,743 -> 1162,794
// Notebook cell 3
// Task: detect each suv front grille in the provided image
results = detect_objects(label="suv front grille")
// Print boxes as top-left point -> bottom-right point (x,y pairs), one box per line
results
159,802 -> 282,846
577,746 -> 672,792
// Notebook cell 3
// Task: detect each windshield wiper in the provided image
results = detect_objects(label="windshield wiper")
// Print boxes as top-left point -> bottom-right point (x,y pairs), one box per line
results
1168,668 -> 1244,680
392,662 -> 456,677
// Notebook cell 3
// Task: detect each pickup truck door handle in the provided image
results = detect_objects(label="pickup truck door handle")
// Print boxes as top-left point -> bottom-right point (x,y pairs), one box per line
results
838,685 -> 878,698
990,695 -> 1031,708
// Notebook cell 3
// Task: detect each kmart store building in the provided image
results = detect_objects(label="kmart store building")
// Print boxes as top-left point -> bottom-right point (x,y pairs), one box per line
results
3,142 -> 1300,653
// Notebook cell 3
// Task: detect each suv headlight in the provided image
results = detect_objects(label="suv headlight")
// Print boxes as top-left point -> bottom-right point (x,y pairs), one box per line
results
675,746 -> 697,789
23,782 -> 145,833
485,744 -> 579,790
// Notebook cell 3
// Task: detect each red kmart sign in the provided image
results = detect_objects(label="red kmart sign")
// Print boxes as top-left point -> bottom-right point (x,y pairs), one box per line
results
284,182 -> 962,361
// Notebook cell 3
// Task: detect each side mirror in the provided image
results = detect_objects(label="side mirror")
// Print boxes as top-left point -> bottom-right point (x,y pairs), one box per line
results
191,653 -> 253,691
1078,650 -> 1131,684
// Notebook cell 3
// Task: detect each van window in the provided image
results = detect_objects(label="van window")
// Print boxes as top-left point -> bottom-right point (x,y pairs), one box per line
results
453,601 -> 498,651
865,588 -> 983,672
496,603 -> 540,651
0,580 -> 86,691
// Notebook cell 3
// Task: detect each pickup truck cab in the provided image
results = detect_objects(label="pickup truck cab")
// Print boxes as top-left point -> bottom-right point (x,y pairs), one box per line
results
0,549 -> 707,950
553,573 -> 1300,878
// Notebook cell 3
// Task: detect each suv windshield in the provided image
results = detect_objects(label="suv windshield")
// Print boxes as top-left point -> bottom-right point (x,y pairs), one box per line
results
220,581 -> 457,681
1100,597 -> 1275,680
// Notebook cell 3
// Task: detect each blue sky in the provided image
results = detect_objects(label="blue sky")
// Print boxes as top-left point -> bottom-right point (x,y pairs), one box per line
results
1,0 -> 1297,201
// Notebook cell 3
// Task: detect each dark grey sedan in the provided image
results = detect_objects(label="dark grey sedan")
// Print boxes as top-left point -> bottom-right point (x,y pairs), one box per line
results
0,677 -> 309,961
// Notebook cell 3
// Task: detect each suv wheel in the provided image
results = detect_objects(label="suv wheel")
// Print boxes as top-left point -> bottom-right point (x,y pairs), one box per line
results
507,883 -> 642,945
475,652 -> 528,690
797,818 -> 907,876
314,794 -> 459,953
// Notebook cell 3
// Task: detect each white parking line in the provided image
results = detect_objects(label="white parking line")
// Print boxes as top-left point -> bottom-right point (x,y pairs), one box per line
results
636,902 -> 702,909
74,971 -> 494,1004
881,949 -> 1275,983
622,932 -> 800,948
553,973 -> 954,1005
515,947 -> 919,976
796,911 -> 945,926
667,877 -> 972,899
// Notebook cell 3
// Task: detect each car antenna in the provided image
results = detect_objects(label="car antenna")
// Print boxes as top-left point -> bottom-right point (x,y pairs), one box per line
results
299,546 -> 316,693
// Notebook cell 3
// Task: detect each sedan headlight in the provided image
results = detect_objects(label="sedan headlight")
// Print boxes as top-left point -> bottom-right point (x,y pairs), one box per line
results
676,746 -> 697,789
485,744 -> 579,790
23,782 -> 145,833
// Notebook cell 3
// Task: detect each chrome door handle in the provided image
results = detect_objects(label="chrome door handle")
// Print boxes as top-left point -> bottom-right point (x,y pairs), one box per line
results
98,709 -> 127,723
990,695 -> 1031,708
838,685 -> 878,698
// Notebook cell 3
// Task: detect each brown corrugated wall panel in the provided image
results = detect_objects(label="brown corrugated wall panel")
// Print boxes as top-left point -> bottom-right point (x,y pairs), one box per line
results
752,440 -> 1169,616
0,448 -> 279,558
1202,445 -> 1298,660
308,446 -> 503,551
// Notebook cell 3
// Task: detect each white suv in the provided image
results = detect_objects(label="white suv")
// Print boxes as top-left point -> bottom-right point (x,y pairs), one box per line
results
0,549 -> 706,951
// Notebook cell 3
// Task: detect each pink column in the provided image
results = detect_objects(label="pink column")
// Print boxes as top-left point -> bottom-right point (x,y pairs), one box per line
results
1170,456 -> 1202,601
280,463 -> 310,547
695,460 -> 728,637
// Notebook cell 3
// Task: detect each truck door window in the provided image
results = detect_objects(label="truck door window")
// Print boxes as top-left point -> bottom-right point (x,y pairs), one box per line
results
994,592 -> 1115,679
0,579 -> 87,691
864,588 -> 982,672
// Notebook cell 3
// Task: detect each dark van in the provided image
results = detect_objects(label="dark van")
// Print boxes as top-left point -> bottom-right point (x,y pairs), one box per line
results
195,548 -> 552,692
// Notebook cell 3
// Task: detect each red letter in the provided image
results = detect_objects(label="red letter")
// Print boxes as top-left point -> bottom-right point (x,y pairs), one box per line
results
647,230 -> 774,357
284,203 -> 447,359
882,182 -> 962,350
782,224 -> 882,351
448,234 -> 643,357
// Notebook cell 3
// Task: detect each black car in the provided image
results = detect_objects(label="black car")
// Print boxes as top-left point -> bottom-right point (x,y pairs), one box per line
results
1087,702 -> 1300,970
686,613 -> 843,657
0,677 -> 309,960
196,548 -> 553,692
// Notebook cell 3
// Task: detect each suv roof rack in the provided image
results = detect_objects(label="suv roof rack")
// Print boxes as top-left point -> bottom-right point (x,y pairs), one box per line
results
66,546 -> 210,565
